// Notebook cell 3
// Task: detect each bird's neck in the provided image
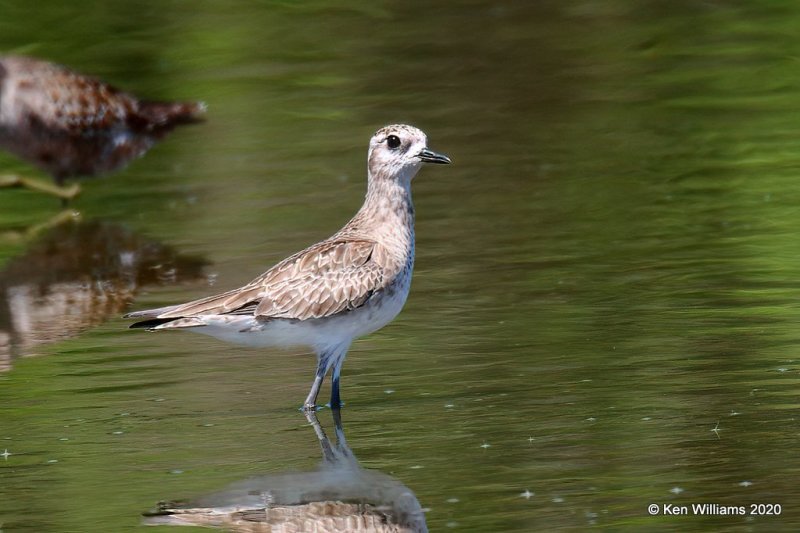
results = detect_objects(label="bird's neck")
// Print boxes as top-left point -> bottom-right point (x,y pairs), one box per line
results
353,175 -> 415,253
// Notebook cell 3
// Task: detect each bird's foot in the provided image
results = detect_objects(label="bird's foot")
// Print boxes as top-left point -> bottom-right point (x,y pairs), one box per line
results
0,174 -> 81,201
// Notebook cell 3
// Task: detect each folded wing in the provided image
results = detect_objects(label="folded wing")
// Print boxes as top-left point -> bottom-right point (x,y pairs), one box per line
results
127,239 -> 386,323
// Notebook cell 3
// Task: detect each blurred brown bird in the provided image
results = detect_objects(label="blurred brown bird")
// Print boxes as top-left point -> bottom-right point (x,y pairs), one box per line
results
0,55 -> 205,201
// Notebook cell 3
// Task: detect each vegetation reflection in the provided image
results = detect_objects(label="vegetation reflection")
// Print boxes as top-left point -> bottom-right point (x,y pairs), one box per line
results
0,217 -> 207,370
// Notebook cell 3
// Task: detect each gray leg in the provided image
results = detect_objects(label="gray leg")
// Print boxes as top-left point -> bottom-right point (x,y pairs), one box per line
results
303,362 -> 326,411
304,342 -> 351,411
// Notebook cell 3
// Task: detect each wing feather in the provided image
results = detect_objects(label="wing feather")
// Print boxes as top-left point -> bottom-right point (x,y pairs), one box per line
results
254,240 -> 383,320
145,239 -> 385,321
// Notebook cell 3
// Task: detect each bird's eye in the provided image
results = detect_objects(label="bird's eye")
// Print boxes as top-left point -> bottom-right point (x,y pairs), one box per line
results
386,135 -> 401,149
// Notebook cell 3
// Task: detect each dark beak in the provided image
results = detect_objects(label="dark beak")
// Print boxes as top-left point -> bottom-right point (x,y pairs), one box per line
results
417,148 -> 451,164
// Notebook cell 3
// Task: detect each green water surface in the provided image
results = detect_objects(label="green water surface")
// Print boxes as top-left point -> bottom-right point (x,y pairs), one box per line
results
2,1 -> 800,531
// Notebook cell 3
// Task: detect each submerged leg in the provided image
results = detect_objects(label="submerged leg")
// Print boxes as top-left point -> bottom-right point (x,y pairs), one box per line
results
330,407 -> 355,463
302,408 -> 337,463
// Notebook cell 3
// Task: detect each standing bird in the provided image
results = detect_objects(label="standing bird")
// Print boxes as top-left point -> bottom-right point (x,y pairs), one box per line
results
0,55 -> 205,200
125,124 -> 450,410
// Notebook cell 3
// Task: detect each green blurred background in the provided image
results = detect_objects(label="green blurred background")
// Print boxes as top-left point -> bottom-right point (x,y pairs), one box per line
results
2,1 -> 800,531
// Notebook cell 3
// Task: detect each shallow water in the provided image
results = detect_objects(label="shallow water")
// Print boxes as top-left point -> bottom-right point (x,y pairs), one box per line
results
2,1 -> 800,531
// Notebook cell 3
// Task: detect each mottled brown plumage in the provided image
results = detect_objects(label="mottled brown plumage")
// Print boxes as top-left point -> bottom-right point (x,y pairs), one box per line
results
0,55 -> 205,191
155,239 -> 384,321
126,125 -> 450,410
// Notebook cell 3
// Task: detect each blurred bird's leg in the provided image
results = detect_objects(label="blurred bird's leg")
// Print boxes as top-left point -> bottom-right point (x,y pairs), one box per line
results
0,174 -> 81,201
303,408 -> 337,462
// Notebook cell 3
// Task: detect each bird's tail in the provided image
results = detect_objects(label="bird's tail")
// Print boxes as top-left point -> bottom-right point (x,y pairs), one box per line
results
127,316 -> 205,330
134,100 -> 207,132
128,317 -> 178,329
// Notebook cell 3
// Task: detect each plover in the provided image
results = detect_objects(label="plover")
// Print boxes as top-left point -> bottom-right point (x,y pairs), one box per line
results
0,55 -> 205,200
125,124 -> 450,410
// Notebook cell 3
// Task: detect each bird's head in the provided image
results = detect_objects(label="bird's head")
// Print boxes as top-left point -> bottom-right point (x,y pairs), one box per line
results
367,124 -> 450,184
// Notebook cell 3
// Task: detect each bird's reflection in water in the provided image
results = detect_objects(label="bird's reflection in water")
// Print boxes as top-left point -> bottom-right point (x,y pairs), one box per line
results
0,55 -> 205,200
0,218 -> 207,370
145,410 -> 428,533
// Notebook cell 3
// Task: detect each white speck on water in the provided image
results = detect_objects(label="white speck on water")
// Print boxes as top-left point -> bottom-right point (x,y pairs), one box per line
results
586,417 -> 597,422
410,465 -> 423,469
552,496 -> 565,503
641,417 -> 652,421
444,404 -> 455,408
170,469 -> 184,475
1,449 -> 10,460
777,368 -> 788,373
730,411 -> 740,416
202,423 -> 215,427
520,490 -> 534,499
480,442 -> 491,449
446,497 -> 460,503
446,521 -> 458,528
112,431 -> 124,435
58,437 -> 69,441
47,459 -> 58,464
384,389 -> 395,394
670,487 -> 684,495
528,436 -> 535,443
739,481 -> 753,487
